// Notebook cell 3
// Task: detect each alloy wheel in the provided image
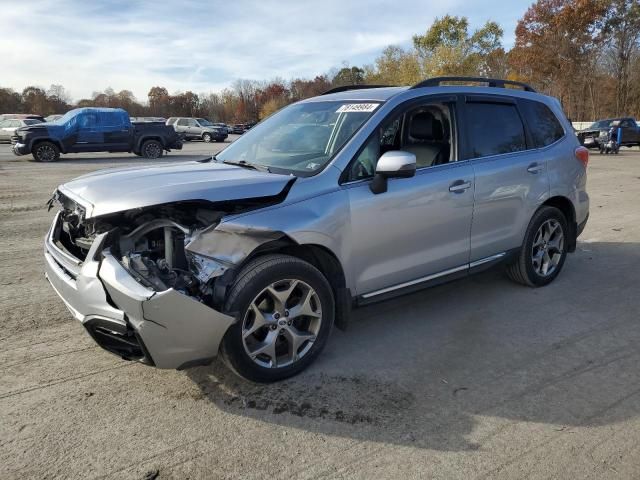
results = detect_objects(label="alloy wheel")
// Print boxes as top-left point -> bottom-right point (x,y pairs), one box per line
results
144,142 -> 161,158
242,279 -> 322,368
531,219 -> 564,277
37,145 -> 56,162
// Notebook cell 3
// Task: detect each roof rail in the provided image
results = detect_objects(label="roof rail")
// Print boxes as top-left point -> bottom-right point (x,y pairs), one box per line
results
412,76 -> 536,93
321,84 -> 395,95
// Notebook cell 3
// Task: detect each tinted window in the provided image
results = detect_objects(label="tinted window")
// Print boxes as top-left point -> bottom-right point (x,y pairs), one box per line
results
177,119 -> 188,126
466,102 -> 526,158
520,99 -> 564,148
23,119 -> 41,125
79,113 -> 98,128
102,112 -> 124,127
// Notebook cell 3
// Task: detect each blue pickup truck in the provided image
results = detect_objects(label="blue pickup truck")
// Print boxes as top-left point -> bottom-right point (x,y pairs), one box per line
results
12,107 -> 182,162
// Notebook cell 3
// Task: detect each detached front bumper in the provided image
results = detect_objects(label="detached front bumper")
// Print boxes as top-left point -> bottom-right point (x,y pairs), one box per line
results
44,212 -> 234,369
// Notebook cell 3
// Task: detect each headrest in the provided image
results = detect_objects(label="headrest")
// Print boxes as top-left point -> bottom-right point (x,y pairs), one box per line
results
409,111 -> 443,141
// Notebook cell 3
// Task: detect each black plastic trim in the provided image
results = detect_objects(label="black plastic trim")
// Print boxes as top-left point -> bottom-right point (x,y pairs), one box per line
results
412,76 -> 536,92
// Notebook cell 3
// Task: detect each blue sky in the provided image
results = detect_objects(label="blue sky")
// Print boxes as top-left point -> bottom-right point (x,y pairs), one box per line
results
1,0 -> 532,101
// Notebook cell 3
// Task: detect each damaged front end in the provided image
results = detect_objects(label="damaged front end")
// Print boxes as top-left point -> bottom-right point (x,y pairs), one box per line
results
45,189 -> 288,369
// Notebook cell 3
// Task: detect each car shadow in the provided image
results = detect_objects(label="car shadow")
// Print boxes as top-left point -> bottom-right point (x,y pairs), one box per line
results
186,241 -> 640,451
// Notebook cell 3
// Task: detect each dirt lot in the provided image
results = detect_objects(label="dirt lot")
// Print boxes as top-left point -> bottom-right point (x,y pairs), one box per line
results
1,142 -> 640,479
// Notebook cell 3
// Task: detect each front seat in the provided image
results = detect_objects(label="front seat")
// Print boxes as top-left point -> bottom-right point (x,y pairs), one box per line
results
403,111 -> 448,168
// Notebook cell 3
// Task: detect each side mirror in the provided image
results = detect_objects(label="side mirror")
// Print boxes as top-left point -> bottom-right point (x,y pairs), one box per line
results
370,150 -> 416,194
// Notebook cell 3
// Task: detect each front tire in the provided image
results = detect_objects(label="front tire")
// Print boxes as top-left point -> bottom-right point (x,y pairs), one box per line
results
221,254 -> 334,383
202,133 -> 212,143
141,139 -> 163,159
506,206 -> 568,287
32,141 -> 60,162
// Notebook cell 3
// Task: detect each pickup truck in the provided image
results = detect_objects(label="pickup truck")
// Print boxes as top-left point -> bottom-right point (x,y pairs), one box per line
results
577,117 -> 640,150
12,107 -> 182,162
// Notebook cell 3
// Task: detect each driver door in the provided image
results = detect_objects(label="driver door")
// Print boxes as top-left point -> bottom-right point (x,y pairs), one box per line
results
343,97 -> 475,298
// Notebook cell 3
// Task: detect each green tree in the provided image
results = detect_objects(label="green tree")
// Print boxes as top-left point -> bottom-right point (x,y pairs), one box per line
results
412,15 -> 504,76
331,66 -> 365,86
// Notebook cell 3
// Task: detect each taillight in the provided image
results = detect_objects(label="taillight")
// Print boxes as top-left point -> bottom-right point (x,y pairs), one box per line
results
575,146 -> 589,168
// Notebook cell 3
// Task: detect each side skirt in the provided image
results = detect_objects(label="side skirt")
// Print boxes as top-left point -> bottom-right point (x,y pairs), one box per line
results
355,249 -> 519,307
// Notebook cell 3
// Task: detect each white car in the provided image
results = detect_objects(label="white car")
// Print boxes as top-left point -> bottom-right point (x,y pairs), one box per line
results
0,118 -> 43,142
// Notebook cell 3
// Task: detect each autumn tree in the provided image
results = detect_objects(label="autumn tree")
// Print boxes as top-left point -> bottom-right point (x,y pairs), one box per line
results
602,0 -> 640,115
0,88 -> 22,113
510,0 -> 607,119
148,86 -> 170,116
365,46 -> 422,85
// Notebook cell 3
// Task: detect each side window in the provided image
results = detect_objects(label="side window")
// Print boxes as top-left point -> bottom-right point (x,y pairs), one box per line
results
621,119 -> 634,128
187,119 -> 197,127
465,102 -> 526,158
177,119 -> 188,126
101,112 -> 123,128
520,99 -> 565,148
79,113 -> 98,128
347,102 -> 454,181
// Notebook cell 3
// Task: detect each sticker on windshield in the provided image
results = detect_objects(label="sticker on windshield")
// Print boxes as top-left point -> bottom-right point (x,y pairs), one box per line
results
336,103 -> 379,113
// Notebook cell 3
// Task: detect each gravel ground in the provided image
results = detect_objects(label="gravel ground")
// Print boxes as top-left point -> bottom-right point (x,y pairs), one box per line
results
1,142 -> 639,479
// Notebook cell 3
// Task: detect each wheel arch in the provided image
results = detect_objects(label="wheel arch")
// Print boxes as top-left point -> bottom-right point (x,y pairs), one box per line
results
137,135 -> 164,151
31,137 -> 64,153
232,238 -> 351,330
541,195 -> 577,251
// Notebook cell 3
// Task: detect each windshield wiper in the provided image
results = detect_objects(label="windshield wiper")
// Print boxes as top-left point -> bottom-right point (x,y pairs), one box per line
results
222,159 -> 271,173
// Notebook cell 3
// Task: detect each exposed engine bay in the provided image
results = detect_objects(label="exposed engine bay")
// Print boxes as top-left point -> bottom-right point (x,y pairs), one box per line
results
51,190 -> 284,308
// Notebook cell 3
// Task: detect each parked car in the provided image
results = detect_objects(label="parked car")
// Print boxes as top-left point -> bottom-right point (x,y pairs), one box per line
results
0,118 -> 43,142
232,123 -> 246,134
45,114 -> 64,122
12,107 -> 182,161
166,117 -> 228,142
0,113 -> 46,122
44,77 -> 589,382
212,122 -> 233,134
577,117 -> 640,149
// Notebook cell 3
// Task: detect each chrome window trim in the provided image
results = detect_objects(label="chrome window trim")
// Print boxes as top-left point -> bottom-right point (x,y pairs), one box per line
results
362,252 -> 507,299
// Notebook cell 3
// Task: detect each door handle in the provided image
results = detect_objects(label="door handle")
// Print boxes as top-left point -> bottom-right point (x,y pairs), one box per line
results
449,180 -> 471,193
527,163 -> 544,174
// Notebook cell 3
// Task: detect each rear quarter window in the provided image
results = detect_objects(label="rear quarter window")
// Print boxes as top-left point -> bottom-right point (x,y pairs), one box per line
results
465,102 -> 527,158
519,99 -> 565,148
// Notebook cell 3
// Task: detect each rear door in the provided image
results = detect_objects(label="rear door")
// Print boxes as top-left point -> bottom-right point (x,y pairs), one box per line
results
101,111 -> 130,151
463,96 -> 551,262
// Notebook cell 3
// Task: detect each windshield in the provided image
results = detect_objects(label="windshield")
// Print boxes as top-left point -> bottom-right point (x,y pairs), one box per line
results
589,120 -> 614,130
197,118 -> 213,126
216,101 -> 380,175
24,119 -> 42,125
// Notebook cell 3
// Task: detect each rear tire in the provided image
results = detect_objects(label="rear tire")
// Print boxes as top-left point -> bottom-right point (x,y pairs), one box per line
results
221,254 -> 334,383
32,141 -> 60,162
506,206 -> 569,287
141,139 -> 163,159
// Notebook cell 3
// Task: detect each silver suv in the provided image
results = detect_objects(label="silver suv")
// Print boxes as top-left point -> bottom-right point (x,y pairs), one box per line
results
166,117 -> 228,142
44,77 -> 589,382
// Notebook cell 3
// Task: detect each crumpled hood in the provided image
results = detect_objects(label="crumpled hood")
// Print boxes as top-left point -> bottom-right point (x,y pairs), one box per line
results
58,160 -> 294,218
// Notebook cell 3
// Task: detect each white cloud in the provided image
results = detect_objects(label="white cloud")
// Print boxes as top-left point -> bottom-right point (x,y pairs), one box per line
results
0,0 -> 525,102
